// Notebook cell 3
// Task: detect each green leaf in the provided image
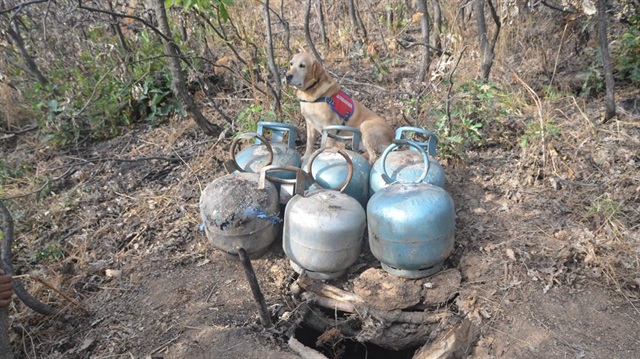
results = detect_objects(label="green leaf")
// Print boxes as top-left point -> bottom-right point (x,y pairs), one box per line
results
49,99 -> 59,111
219,4 -> 229,22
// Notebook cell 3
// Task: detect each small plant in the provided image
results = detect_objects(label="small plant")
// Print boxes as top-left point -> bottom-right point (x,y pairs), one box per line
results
0,158 -> 33,187
519,119 -> 560,149
167,0 -> 235,21
576,62 -> 604,97
541,85 -> 564,101
428,80 -> 509,159
31,242 -> 65,263
585,193 -> 625,237
614,26 -> 640,83
130,72 -> 183,125
236,103 -> 263,133
370,57 -> 391,83
235,103 -> 280,133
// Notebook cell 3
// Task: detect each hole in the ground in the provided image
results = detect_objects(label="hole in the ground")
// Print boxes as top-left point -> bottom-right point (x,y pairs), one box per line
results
295,325 -> 419,359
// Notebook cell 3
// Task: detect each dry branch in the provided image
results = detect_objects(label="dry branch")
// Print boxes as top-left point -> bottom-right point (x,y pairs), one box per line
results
0,0 -> 47,14
0,167 -> 76,201
416,0 -> 431,83
297,275 -> 364,304
0,125 -> 37,135
302,292 -> 450,325
27,275 -> 90,316
77,0 -> 171,42
263,0 -> 281,113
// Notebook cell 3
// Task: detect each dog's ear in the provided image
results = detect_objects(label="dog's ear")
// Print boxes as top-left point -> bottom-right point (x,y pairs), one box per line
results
312,60 -> 324,81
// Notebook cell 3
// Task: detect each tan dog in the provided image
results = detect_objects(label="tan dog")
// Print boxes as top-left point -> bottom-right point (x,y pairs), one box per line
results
285,52 -> 394,163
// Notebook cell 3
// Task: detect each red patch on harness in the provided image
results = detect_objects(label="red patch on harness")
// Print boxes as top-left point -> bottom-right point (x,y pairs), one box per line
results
328,90 -> 355,120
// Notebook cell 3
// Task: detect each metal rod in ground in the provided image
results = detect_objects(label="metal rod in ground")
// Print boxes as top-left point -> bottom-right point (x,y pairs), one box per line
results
236,247 -> 272,328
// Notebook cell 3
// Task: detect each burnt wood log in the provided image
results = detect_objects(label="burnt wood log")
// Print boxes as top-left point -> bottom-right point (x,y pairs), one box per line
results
297,275 -> 364,304
302,292 -> 450,325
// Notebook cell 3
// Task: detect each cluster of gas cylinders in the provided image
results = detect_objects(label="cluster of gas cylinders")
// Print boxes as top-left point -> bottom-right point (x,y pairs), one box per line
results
199,122 -> 456,279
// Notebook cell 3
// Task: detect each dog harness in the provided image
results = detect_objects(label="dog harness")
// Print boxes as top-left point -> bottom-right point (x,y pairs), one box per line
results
301,90 -> 355,122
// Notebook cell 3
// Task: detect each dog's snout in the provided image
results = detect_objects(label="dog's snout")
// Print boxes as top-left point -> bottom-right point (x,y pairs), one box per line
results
285,73 -> 293,83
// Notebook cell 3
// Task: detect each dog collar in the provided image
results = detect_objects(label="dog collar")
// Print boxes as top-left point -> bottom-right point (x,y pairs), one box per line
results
299,90 -> 355,122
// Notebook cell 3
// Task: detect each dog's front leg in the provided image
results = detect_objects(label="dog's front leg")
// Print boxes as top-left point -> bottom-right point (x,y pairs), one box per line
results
302,122 -> 317,162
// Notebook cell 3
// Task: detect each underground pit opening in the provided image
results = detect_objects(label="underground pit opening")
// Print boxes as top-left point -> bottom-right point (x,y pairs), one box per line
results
294,324 -> 420,359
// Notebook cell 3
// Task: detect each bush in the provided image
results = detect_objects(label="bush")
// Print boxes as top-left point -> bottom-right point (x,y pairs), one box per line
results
614,27 -> 640,83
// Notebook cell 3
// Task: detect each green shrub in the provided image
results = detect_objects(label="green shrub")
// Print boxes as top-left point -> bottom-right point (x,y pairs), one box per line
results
429,80 -> 509,159
21,28 -> 183,148
614,27 -> 640,83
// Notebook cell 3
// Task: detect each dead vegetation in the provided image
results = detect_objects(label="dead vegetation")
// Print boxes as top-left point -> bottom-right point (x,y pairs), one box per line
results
0,1 -> 639,358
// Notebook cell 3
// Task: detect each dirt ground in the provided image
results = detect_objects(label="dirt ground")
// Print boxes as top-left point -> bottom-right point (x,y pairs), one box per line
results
2,93 -> 639,358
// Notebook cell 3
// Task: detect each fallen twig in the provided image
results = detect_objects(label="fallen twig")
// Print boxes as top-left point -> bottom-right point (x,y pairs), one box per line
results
26,274 -> 90,316
0,167 -> 76,201
150,333 -> 182,355
0,125 -> 38,135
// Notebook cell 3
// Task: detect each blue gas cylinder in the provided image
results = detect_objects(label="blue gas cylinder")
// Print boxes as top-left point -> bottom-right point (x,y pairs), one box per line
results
234,122 -> 301,181
367,139 -> 455,278
369,126 -> 445,197
302,125 -> 371,208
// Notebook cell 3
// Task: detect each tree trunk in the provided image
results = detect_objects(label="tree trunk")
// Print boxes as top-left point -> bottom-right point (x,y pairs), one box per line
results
432,0 -> 442,51
474,0 -> 500,81
598,0 -> 616,122
416,0 -> 431,83
355,0 -> 368,41
149,0 -> 223,136
474,0 -> 489,80
280,0 -> 292,57
347,0 -> 359,38
264,0 -> 281,113
305,0 -> 323,63
317,0 -> 328,46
